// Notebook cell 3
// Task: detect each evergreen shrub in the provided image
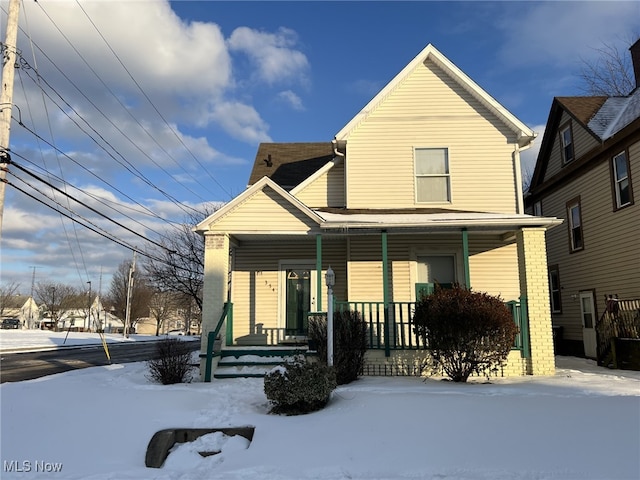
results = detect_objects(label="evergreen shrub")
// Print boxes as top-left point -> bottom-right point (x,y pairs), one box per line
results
413,284 -> 518,382
264,359 -> 337,415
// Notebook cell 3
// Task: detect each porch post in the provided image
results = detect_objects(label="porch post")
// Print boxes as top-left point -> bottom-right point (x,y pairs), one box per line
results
200,233 -> 230,378
316,234 -> 323,310
381,230 -> 391,357
462,228 -> 470,288
516,227 -> 555,375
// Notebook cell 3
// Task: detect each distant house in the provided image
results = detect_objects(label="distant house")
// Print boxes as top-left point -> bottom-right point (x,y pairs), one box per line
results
1,295 -> 39,328
196,44 -> 562,379
41,295 -> 116,332
525,40 -> 640,363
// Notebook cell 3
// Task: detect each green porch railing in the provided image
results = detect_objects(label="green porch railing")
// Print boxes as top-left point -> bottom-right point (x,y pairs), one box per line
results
204,302 -> 233,382
334,297 -> 530,357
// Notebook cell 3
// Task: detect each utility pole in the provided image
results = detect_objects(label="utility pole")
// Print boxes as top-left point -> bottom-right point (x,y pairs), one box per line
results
124,251 -> 136,338
28,265 -> 41,329
0,0 -> 21,240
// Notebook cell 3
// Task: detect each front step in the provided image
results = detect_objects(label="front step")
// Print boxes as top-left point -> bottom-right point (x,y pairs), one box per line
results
213,347 -> 312,379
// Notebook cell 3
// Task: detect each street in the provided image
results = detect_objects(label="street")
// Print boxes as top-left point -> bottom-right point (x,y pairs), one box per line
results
0,339 -> 200,383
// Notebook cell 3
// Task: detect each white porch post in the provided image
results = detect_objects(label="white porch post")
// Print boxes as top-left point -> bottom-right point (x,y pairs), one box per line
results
200,233 -> 230,376
516,227 -> 555,375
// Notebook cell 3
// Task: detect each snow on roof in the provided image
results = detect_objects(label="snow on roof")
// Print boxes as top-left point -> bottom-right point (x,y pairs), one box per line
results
588,88 -> 640,140
315,211 -> 562,229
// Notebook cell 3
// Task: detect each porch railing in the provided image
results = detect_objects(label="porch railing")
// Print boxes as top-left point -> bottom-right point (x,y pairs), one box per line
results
596,296 -> 640,367
334,297 -> 530,358
204,302 -> 233,382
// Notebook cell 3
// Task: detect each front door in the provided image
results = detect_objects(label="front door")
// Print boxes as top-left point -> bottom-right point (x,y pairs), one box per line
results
580,291 -> 597,358
285,268 -> 311,336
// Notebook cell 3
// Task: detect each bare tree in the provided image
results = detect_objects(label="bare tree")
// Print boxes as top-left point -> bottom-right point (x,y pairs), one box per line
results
148,291 -> 180,336
34,282 -> 77,331
107,260 -> 152,331
0,281 -> 21,317
144,204 -> 221,313
579,37 -> 638,96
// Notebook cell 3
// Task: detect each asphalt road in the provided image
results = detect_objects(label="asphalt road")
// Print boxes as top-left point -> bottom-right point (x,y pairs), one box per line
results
0,339 -> 201,383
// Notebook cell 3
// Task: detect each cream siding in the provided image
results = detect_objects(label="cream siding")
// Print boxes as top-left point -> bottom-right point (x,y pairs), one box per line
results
468,239 -> 520,301
294,161 -> 345,208
543,112 -> 600,180
345,59 -> 519,213
210,186 -> 317,233
230,239 -> 348,341
543,139 -> 640,343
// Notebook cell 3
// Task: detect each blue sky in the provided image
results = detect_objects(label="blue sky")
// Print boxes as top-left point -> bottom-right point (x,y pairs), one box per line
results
2,0 -> 639,292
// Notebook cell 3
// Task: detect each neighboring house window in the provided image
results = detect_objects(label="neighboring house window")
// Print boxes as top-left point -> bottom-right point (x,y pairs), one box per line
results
415,148 -> 451,203
559,123 -> 574,164
533,200 -> 542,216
612,150 -> 633,209
548,266 -> 562,313
566,197 -> 584,252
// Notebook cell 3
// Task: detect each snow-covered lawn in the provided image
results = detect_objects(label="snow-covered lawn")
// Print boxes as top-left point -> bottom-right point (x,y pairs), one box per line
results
1,332 -> 639,479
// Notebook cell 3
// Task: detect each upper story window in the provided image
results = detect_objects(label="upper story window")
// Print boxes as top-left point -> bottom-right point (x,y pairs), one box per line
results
566,197 -> 584,252
415,148 -> 451,203
548,266 -> 562,314
533,200 -> 542,216
559,123 -> 574,164
612,150 -> 633,209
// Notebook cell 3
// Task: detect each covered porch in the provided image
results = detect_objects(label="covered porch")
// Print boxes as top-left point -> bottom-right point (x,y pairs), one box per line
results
199,210 -> 561,377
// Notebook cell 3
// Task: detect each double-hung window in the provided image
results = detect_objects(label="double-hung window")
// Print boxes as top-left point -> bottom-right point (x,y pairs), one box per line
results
548,266 -> 562,313
560,124 -> 574,164
612,150 -> 633,209
415,148 -> 451,203
566,197 -> 584,252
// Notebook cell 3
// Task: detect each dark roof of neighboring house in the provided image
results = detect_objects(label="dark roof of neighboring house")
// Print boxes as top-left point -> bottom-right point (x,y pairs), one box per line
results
248,143 -> 335,190
556,96 -> 608,127
1,295 -> 32,309
527,90 -> 640,199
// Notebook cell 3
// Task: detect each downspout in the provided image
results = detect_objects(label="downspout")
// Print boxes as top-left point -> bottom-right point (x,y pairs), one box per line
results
332,138 -> 346,207
513,141 -> 532,214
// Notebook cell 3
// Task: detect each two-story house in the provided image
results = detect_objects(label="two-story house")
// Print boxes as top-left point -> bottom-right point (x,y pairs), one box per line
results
196,44 -> 561,379
1,294 -> 39,328
525,40 -> 640,363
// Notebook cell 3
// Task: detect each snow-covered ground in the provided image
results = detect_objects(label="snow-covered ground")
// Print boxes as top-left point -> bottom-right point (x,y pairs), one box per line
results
1,331 -> 639,479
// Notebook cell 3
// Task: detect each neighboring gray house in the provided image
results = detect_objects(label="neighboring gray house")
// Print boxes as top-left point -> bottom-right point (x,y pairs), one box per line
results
525,40 -> 640,363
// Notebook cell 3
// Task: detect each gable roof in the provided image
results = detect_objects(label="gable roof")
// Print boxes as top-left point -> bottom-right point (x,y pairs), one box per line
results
1,295 -> 33,309
247,143 -> 335,190
194,176 -> 324,233
528,90 -> 640,195
334,43 -> 535,148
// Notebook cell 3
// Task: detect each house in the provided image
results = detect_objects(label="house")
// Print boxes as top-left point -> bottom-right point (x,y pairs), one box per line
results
0,294 -> 39,328
525,40 -> 640,364
41,295 -> 111,332
195,44 -> 562,379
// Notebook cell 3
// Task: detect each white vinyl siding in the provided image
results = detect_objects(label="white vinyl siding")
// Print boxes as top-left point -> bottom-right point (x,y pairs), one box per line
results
344,59 -> 519,212
210,186 -> 317,233
294,160 -> 345,208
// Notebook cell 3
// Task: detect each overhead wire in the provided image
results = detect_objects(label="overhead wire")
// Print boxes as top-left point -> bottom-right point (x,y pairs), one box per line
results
34,1 -> 232,203
73,0 -> 234,200
17,4 -> 88,285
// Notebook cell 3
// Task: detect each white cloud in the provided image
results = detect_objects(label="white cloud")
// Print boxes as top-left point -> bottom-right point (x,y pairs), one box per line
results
210,101 -> 272,144
277,90 -> 305,111
228,26 -> 309,85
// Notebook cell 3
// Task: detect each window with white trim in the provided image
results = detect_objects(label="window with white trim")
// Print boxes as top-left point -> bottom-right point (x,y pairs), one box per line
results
612,151 -> 632,209
415,148 -> 451,203
560,124 -> 574,164
567,197 -> 583,252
